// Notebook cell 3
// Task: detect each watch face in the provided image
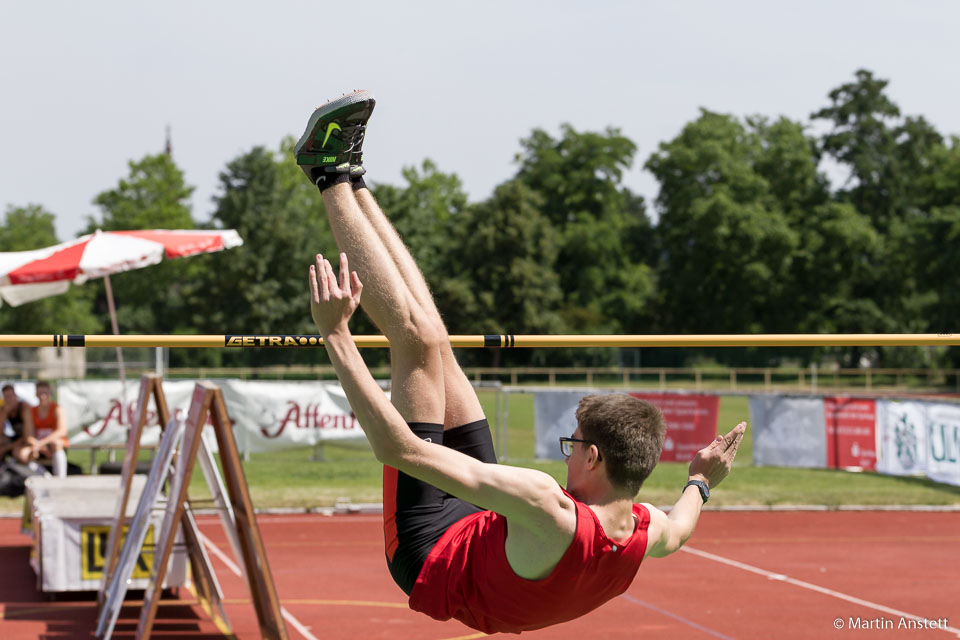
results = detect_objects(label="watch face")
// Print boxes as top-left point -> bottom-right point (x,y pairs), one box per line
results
687,481 -> 708,502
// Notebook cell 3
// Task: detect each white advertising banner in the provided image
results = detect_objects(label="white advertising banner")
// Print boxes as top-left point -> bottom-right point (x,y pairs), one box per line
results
749,396 -> 827,468
876,400 -> 960,486
925,402 -> 960,486
219,380 -> 366,452
59,380 -> 199,448
56,379 -> 368,454
534,391 -> 592,461
875,401 -> 928,477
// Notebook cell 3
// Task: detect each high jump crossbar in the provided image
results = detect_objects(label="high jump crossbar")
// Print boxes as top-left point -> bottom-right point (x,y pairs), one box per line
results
1,333 -> 958,348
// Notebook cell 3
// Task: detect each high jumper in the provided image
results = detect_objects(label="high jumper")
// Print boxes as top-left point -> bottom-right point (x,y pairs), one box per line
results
298,90 -> 747,634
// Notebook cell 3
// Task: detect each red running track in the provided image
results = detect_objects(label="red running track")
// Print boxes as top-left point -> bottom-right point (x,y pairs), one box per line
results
1,510 -> 958,639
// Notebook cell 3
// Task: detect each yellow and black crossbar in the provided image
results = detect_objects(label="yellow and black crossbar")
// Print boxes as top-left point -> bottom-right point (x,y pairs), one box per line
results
2,333 -> 959,348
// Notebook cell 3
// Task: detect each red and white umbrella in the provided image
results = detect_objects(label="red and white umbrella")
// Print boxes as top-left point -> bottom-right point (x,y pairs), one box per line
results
0,228 -> 243,384
0,228 -> 242,301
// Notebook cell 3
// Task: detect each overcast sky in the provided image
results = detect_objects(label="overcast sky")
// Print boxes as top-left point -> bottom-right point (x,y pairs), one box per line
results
2,1 -> 959,241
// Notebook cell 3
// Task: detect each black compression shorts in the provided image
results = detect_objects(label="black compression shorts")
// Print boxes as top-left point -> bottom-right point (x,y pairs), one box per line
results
382,419 -> 497,595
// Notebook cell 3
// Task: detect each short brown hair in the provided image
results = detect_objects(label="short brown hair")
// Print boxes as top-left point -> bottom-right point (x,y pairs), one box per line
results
576,394 -> 666,497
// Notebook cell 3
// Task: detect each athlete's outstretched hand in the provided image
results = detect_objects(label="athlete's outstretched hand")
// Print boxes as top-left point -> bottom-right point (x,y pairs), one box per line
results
309,252 -> 363,338
687,422 -> 746,489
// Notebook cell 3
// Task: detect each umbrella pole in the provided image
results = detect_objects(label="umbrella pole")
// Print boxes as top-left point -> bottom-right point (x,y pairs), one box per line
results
102,274 -> 127,395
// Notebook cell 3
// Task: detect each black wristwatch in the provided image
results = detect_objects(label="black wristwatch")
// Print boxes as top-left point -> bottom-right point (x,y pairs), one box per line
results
684,479 -> 710,504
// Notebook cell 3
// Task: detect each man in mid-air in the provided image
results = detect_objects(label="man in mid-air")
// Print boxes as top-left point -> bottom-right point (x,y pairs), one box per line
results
296,90 -> 746,634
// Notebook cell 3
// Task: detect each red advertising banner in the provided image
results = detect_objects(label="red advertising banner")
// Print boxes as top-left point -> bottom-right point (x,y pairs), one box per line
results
630,393 -> 720,462
823,396 -> 877,470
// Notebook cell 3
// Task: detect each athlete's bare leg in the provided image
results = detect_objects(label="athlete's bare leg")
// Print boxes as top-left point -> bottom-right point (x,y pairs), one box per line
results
353,185 -> 485,429
320,182 -> 444,424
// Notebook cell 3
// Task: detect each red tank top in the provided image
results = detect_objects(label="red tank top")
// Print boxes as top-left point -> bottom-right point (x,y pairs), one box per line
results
409,491 -> 650,634
31,403 -> 62,441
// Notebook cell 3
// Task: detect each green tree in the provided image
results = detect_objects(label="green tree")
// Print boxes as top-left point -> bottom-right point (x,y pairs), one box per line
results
88,154 -> 195,231
434,181 -> 564,366
645,111 -> 799,349
86,153 -> 197,338
371,159 -> 469,294
0,205 -> 97,335
1,204 -> 58,251
185,145 -> 331,367
750,117 -> 892,359
514,125 -> 654,342
812,69 -> 904,226
813,70 -> 951,365
912,204 -> 960,328
907,138 -> 960,365
919,135 -> 960,210
789,202 -> 885,334
750,116 -> 830,214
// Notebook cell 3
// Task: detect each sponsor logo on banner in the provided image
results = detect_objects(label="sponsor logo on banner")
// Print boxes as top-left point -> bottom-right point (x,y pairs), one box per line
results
823,397 -> 877,470
876,401 -> 928,478
925,404 -> 960,486
81,524 -> 153,580
93,396 -> 234,436
929,422 -> 959,463
259,401 -> 358,438
894,412 -> 921,471
225,335 -> 322,347
629,393 -> 720,463
89,399 -> 149,437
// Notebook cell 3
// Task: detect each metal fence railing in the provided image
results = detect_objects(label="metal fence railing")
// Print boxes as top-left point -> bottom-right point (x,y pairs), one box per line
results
2,361 -> 958,394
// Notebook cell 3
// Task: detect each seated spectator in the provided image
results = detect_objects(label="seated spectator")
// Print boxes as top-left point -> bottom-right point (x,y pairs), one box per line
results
0,384 -> 26,462
16,380 -> 68,478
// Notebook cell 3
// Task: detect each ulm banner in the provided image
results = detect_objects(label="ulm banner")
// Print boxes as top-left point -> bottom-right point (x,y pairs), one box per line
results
876,400 -> 960,486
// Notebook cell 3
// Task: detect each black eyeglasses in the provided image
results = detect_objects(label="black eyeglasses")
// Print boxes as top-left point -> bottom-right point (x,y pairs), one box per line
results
559,437 -> 602,461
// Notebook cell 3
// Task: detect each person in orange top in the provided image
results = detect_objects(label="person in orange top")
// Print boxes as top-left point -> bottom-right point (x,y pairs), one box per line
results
16,380 -> 68,477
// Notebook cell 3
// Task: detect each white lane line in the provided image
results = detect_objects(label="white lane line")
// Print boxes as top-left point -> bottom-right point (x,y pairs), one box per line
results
619,594 -> 736,639
279,608 -> 321,640
681,546 -> 960,638
197,530 -> 320,640
197,530 -> 243,575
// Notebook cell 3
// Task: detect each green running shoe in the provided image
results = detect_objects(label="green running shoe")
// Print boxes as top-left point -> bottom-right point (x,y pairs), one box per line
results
294,90 -> 376,185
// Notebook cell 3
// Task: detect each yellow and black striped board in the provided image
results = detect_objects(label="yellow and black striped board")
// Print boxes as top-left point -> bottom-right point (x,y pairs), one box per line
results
3,333 -> 959,349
